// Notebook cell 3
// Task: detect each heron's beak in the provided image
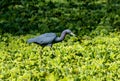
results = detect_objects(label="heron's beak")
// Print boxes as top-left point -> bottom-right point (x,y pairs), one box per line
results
70,32 -> 76,36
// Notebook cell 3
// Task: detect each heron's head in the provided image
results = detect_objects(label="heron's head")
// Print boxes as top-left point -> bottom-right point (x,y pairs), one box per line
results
65,29 -> 75,36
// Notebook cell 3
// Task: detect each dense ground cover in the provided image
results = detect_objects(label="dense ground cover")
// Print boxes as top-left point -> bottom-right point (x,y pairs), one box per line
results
0,0 -> 120,35
0,0 -> 120,80
0,32 -> 120,81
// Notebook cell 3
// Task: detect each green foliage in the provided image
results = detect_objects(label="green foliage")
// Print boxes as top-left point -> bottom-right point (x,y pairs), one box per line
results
0,0 -> 120,35
0,32 -> 120,80
0,0 -> 120,80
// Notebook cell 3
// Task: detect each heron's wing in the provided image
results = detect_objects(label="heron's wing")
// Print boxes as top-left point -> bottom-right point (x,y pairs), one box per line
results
33,33 -> 56,45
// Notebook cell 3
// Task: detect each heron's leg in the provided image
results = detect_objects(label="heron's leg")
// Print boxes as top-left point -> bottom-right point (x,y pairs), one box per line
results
39,47 -> 44,64
46,44 -> 55,58
49,46 -> 56,59
47,44 -> 52,47
46,44 -> 54,54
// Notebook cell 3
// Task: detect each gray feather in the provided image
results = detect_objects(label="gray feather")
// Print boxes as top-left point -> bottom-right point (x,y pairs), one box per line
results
27,33 -> 56,45
27,38 -> 36,43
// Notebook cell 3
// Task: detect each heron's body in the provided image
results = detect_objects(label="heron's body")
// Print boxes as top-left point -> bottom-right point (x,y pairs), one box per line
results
27,33 -> 57,46
27,29 -> 75,47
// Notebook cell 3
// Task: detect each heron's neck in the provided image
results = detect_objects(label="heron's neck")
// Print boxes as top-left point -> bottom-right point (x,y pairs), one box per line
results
55,31 -> 67,42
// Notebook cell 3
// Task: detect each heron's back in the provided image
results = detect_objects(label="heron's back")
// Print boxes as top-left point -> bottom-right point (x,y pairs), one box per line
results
27,38 -> 36,43
27,33 -> 56,45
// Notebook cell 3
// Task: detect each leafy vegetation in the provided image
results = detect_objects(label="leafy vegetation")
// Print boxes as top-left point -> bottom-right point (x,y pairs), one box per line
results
0,32 -> 120,81
0,0 -> 120,81
0,0 -> 120,35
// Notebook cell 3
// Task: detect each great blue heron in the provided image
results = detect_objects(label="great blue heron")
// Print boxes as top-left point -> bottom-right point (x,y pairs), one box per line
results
27,29 -> 75,47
